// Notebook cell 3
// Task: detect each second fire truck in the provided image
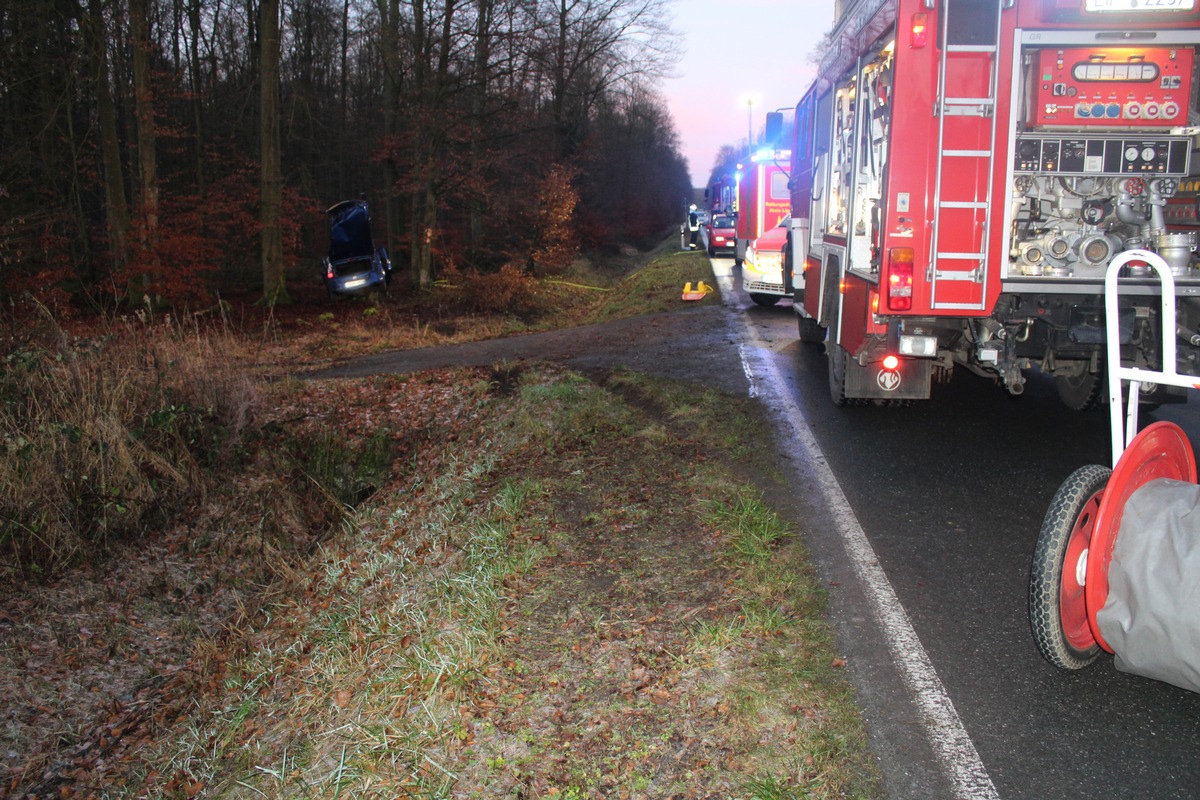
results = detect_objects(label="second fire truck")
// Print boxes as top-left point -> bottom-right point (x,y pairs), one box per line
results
787,0 -> 1200,406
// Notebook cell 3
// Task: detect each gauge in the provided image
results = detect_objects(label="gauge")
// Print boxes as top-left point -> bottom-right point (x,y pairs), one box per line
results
1142,147 -> 1157,162
1126,146 -> 1141,161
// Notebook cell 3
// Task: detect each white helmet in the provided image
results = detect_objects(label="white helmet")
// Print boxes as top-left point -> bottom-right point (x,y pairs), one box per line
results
689,204 -> 697,211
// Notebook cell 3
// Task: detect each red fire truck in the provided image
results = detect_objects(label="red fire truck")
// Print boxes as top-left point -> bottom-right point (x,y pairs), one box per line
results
787,0 -> 1200,406
706,174 -> 738,215
737,156 -> 793,267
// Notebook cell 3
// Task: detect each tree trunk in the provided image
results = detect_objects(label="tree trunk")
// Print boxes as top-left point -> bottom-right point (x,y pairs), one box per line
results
88,0 -> 130,279
187,0 -> 206,217
129,0 -> 159,302
407,0 -> 428,289
410,0 -> 455,291
259,0 -> 289,304
467,0 -> 492,262
375,0 -> 403,268
338,0 -> 350,197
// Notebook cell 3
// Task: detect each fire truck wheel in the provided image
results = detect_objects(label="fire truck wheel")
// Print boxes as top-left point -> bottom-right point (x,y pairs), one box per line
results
797,316 -> 826,344
749,293 -> 779,307
1055,369 -> 1103,412
827,340 -> 852,407
1029,464 -> 1110,670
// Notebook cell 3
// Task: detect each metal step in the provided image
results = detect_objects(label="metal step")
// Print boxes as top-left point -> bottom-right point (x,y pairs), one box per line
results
946,44 -> 997,53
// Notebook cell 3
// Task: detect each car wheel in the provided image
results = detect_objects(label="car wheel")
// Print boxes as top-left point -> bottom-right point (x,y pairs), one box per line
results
1055,366 -> 1103,412
827,337 -> 852,407
798,315 -> 825,343
1029,464 -> 1109,670
749,293 -> 778,307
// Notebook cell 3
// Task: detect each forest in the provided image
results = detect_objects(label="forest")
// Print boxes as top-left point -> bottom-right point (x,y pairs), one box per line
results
0,0 -> 694,309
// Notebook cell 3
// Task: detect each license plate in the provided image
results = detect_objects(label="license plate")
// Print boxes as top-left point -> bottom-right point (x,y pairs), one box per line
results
1086,0 -> 1193,11
345,278 -> 366,288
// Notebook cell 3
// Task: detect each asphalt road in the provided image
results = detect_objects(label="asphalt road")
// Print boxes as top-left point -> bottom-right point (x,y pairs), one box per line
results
721,260 -> 1200,800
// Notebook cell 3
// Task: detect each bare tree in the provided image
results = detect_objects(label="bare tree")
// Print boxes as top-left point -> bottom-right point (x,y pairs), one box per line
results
375,0 -> 406,259
537,0 -> 679,159
260,0 -> 289,304
88,0 -> 131,279
130,0 -> 161,301
406,0 -> 461,290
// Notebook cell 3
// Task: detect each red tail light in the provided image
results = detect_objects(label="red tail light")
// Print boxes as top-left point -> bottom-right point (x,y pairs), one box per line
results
887,248 -> 914,311
883,354 -> 900,370
911,13 -> 928,48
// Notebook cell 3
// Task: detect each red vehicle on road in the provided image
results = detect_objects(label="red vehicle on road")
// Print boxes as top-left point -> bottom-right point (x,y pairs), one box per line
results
786,0 -> 1199,406
736,156 -> 791,266
743,216 -> 791,306
701,213 -> 739,258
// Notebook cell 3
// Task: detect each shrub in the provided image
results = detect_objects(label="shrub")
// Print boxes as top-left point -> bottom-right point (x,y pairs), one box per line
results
458,263 -> 541,315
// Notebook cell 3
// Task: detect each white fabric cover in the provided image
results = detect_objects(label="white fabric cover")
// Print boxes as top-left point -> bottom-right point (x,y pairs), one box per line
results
1096,478 -> 1200,694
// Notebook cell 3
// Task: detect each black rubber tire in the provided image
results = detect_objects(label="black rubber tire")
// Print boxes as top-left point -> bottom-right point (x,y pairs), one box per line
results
826,334 -> 852,407
1055,368 -> 1103,412
749,293 -> 779,307
798,315 -> 826,344
1029,464 -> 1110,670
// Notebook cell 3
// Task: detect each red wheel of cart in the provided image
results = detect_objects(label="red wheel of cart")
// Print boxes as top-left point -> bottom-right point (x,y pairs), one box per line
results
1030,464 -> 1110,670
1084,421 -> 1197,653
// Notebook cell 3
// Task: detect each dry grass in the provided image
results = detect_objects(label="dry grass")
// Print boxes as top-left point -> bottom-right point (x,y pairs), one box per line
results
0,303 -> 260,574
83,365 -> 879,799
0,243 -> 879,799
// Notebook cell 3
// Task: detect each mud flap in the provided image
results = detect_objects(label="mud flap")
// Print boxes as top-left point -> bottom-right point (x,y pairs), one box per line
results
844,356 -> 932,400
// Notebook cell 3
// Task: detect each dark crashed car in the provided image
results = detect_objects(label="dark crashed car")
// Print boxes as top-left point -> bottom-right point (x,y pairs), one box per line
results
322,199 -> 393,297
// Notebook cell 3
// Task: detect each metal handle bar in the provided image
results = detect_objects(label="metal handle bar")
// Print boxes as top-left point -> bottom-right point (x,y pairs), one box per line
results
1104,250 -> 1200,467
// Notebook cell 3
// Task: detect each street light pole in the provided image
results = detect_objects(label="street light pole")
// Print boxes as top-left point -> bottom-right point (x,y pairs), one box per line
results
739,93 -> 760,158
747,100 -> 753,157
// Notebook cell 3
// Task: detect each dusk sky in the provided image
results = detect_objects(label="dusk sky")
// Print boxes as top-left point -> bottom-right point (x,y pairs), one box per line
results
659,0 -> 835,187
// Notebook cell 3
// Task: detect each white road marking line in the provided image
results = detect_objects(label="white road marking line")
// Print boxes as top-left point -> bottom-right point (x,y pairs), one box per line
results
759,359 -> 999,800
712,262 -> 999,799
736,342 -> 760,397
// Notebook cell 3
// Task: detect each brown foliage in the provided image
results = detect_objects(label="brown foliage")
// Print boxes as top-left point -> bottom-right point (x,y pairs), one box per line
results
530,164 -> 580,276
456,262 -> 541,315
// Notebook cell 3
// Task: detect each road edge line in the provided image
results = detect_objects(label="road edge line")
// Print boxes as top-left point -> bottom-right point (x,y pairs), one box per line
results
714,281 -> 1000,798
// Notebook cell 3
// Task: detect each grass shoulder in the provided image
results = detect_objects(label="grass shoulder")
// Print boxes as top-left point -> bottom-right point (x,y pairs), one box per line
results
0,241 -> 879,798
112,365 -> 880,798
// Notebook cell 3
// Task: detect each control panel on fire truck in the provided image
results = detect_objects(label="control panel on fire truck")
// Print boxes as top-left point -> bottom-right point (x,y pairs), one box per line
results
1028,46 -> 1193,128
1013,134 -> 1192,175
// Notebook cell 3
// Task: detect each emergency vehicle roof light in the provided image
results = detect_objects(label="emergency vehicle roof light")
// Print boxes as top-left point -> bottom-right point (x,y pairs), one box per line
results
750,148 -> 794,164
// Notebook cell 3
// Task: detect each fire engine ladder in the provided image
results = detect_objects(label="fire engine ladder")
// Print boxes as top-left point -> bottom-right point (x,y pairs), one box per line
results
929,0 -> 1005,311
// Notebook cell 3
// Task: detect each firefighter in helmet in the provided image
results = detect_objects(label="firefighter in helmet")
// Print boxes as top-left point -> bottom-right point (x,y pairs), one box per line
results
686,204 -> 701,249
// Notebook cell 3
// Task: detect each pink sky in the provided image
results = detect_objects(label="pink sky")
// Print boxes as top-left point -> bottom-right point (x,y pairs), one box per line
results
661,0 -> 835,187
